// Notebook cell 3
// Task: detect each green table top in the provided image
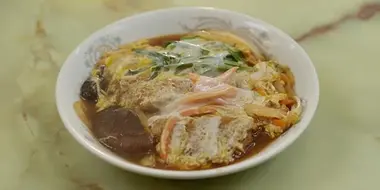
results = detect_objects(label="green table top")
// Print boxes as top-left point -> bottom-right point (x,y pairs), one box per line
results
1,0 -> 380,189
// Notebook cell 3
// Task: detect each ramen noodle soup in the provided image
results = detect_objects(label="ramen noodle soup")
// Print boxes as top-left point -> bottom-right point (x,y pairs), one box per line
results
74,30 -> 303,170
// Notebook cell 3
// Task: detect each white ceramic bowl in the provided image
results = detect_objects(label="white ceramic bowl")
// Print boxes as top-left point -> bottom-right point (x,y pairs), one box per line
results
56,7 -> 319,179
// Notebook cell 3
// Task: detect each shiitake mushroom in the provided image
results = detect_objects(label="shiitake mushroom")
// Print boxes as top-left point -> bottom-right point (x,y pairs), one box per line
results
91,106 -> 154,156
80,66 -> 108,103
80,78 -> 98,102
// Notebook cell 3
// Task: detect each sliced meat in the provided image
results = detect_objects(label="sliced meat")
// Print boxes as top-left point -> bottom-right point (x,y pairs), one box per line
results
214,116 -> 254,163
163,114 -> 255,168
164,116 -> 221,169
91,106 -> 154,156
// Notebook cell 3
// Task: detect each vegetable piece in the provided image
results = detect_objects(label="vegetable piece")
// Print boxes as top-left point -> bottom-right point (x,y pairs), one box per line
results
160,117 -> 178,160
192,63 -> 213,75
272,119 -> 287,128
280,73 -> 295,96
223,60 -> 240,67
130,37 -> 253,77
254,87 -> 266,96
125,67 -> 149,76
163,41 -> 174,48
134,49 -> 179,66
188,72 -> 200,83
180,106 -> 217,116
264,124 -> 284,138
280,98 -> 296,106
173,41 -> 210,55
201,49 -> 209,55
104,56 -> 113,67
134,108 -> 149,129
192,30 -> 265,62
244,104 -> 286,118
216,67 -> 238,82
286,96 -> 302,125
217,64 -> 234,72
140,154 -> 156,167
273,80 -> 286,93
227,48 -> 244,62
149,66 -> 161,79
174,63 -> 194,74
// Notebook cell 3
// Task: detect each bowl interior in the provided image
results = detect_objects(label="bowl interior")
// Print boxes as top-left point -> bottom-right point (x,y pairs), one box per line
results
56,7 -> 319,179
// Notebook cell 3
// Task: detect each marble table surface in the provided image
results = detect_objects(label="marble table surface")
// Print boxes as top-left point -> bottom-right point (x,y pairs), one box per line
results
1,0 -> 380,189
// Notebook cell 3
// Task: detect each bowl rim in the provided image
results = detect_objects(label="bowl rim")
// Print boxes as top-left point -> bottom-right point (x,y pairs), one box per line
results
56,6 -> 320,179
